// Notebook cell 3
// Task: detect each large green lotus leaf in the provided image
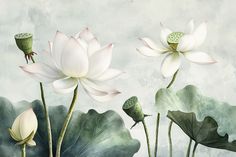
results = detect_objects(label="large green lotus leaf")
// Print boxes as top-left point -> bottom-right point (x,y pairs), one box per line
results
155,85 -> 236,142
0,97 -> 140,157
167,111 -> 236,151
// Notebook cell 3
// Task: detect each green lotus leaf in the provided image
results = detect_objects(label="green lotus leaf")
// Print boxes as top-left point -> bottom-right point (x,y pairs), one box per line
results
168,111 -> 236,151
155,85 -> 236,150
0,97 -> 140,157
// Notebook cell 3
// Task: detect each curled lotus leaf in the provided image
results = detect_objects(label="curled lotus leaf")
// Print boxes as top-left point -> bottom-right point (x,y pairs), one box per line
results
155,85 -> 236,150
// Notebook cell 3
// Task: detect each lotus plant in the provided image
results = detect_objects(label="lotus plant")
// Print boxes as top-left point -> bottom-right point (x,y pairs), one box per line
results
137,20 -> 216,77
9,108 -> 38,157
20,28 -> 122,157
137,20 -> 216,157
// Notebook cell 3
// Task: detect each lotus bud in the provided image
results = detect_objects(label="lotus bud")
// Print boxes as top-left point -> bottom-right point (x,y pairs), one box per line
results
9,108 -> 38,147
14,33 -> 36,63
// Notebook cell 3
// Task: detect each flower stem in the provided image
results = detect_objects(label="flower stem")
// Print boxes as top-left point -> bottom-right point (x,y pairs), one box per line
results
154,113 -> 160,157
166,70 -> 178,89
186,138 -> 192,157
142,120 -> 152,157
192,142 -> 198,157
166,70 -> 178,157
21,144 -> 26,157
168,121 -> 173,157
31,57 -> 53,157
56,86 -> 78,157
40,83 -> 53,157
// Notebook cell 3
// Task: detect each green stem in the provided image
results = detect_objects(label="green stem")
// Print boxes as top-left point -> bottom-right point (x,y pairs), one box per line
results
168,121 -> 173,157
192,142 -> 198,157
142,120 -> 152,157
21,144 -> 26,157
166,70 -> 178,89
56,86 -> 78,157
154,113 -> 160,157
40,83 -> 53,157
31,57 -> 53,157
166,70 -> 178,157
186,138 -> 192,157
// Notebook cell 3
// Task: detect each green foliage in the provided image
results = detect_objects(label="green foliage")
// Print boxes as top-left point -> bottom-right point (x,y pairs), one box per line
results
168,111 -> 236,151
0,97 -> 140,157
155,85 -> 236,151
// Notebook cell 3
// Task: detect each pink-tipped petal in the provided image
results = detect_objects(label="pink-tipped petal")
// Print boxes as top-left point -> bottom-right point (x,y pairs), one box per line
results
81,79 -> 120,102
80,79 -> 108,96
20,63 -> 64,83
183,51 -> 216,64
76,28 -> 95,42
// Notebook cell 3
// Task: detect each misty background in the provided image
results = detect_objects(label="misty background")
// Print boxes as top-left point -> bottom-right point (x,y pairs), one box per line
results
0,0 -> 236,156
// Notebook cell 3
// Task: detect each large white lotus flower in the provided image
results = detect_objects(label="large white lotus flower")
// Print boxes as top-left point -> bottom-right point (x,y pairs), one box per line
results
20,28 -> 122,102
9,108 -> 38,146
137,20 -> 216,77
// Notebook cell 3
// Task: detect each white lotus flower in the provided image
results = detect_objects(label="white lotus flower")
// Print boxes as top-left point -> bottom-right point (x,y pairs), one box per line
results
137,20 -> 216,77
9,108 -> 38,146
20,28 -> 122,101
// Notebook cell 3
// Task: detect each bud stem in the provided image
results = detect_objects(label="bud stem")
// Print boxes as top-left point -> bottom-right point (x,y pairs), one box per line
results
142,120 -> 152,157
168,121 -> 173,157
154,70 -> 179,157
31,57 -> 53,157
56,85 -> 78,157
154,113 -> 160,157
21,144 -> 26,157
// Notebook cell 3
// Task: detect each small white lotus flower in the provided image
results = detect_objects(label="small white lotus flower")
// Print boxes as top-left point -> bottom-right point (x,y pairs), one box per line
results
20,28 -> 122,102
137,20 -> 216,77
9,108 -> 38,146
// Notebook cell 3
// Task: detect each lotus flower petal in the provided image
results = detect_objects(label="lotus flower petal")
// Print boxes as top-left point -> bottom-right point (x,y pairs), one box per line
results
95,68 -> 123,81
61,37 -> 89,77
52,31 -> 69,69
20,63 -> 64,83
53,77 -> 78,94
160,24 -> 172,48
87,44 -> 113,78
193,22 -> 207,48
161,53 -> 181,77
183,51 -> 216,64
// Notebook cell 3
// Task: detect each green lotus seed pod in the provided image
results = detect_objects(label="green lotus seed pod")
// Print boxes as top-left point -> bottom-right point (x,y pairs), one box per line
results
167,32 -> 184,50
123,96 -> 144,122
14,33 -> 33,54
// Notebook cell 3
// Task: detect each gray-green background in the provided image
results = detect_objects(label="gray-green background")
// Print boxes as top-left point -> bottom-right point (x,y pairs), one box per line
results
0,0 -> 235,156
